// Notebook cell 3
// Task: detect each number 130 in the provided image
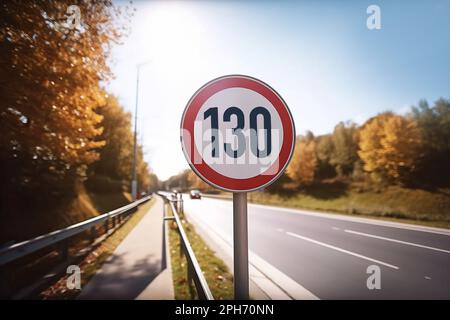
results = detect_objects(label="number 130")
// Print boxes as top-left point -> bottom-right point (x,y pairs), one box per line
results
203,106 -> 272,158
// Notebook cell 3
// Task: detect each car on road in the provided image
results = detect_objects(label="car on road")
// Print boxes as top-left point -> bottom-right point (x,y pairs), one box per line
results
190,189 -> 201,199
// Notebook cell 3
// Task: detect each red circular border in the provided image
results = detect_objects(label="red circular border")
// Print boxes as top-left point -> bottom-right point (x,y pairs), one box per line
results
181,75 -> 295,192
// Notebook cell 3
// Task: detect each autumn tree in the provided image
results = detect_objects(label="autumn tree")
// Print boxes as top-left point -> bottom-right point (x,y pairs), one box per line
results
0,1 -> 129,201
358,113 -> 423,184
0,1 -> 132,241
135,144 -> 152,193
147,173 -> 161,193
88,94 -> 154,194
89,95 -> 132,182
165,169 -> 191,191
286,138 -> 318,186
187,170 -> 211,191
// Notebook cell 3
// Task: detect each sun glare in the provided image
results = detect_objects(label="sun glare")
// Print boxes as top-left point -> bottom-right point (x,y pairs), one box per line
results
144,2 -> 206,71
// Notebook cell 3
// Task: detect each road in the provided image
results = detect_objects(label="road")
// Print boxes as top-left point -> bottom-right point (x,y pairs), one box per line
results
183,195 -> 450,299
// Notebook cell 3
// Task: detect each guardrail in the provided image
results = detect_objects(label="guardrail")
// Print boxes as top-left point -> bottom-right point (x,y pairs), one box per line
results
0,195 -> 151,266
0,195 -> 152,297
159,192 -> 214,300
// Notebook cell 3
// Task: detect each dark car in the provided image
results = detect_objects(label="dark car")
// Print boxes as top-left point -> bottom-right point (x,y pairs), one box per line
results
190,189 -> 201,199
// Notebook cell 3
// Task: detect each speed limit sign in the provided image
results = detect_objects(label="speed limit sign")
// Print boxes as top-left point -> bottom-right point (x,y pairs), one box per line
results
180,74 -> 295,300
180,75 -> 295,192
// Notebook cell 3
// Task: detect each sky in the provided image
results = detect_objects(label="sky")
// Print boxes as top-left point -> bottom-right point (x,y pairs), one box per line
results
107,0 -> 450,180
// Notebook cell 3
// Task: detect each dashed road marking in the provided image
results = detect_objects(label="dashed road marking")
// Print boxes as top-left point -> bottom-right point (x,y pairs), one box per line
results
286,231 -> 399,270
344,229 -> 450,254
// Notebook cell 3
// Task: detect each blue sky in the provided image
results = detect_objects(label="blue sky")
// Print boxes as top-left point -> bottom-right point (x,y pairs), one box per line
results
108,0 -> 450,180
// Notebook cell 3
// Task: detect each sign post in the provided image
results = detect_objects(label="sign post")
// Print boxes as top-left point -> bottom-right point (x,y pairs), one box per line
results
180,75 -> 295,300
233,192 -> 249,299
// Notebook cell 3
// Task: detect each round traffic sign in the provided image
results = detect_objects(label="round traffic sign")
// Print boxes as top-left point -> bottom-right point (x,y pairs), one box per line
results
180,75 -> 295,192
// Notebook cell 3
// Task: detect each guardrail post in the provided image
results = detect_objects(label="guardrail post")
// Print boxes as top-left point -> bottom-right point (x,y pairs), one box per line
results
0,267 -> 11,299
90,226 -> 96,243
59,240 -> 69,261
179,231 -> 184,259
163,201 -> 166,217
159,193 -> 213,300
187,262 -> 195,298
104,218 -> 109,234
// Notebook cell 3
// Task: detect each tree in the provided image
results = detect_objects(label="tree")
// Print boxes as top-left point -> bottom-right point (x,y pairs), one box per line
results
315,134 -> 336,179
88,93 -> 154,194
136,144 -> 152,193
329,122 -> 359,177
147,173 -> 160,193
410,98 -> 450,185
0,1 -> 132,242
0,1 -> 128,200
165,169 -> 191,191
286,138 -> 318,186
358,113 -> 423,184
187,170 -> 211,191
90,94 -> 133,182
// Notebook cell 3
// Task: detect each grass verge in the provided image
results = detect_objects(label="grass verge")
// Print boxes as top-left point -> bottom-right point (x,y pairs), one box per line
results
38,197 -> 155,299
206,186 -> 450,229
167,204 -> 233,300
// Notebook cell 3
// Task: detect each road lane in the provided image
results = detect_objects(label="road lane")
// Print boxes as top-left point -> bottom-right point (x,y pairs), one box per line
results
183,195 -> 450,299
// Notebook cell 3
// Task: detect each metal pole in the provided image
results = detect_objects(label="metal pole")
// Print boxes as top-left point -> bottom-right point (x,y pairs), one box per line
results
233,192 -> 249,300
131,65 -> 140,201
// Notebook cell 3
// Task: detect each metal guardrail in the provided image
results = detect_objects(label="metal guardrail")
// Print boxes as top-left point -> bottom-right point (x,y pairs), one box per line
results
0,195 -> 152,267
159,192 -> 214,300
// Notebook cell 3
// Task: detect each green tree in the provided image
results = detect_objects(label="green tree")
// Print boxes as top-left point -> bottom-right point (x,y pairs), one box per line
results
315,134 -> 336,179
410,98 -> 450,185
329,122 -> 359,177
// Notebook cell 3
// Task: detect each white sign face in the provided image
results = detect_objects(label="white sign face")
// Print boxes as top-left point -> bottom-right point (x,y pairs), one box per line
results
181,75 -> 295,192
195,87 -> 284,179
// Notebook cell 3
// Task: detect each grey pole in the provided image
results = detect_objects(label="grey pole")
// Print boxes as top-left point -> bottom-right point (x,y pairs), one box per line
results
131,65 -> 140,201
233,192 -> 249,300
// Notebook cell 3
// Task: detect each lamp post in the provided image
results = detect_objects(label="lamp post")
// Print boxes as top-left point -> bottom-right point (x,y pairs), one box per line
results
131,60 -> 151,201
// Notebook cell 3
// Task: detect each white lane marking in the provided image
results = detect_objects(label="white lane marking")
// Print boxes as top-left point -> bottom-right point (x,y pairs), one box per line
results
424,276 -> 432,280
286,231 -> 399,270
332,227 -> 340,231
244,201 -> 450,236
344,229 -> 450,254
185,210 -> 318,300
202,195 -> 450,236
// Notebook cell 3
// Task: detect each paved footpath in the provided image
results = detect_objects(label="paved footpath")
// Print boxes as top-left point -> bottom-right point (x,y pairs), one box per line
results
78,196 -> 174,299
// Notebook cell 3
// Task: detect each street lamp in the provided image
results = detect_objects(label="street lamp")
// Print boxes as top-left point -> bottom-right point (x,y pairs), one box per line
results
131,60 -> 151,200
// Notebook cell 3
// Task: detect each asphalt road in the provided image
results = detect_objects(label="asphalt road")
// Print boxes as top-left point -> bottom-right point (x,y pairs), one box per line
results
183,195 -> 450,299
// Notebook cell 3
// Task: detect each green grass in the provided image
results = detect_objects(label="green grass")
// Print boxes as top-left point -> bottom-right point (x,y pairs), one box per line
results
208,185 -> 450,229
167,204 -> 233,300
